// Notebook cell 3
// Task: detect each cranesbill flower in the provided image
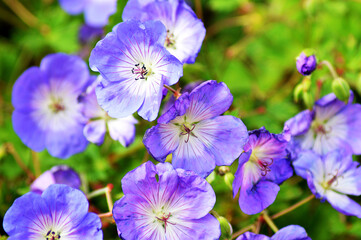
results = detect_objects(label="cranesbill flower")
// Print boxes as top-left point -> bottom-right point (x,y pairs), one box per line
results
284,92 -> 361,160
90,20 -> 183,121
232,127 -> 293,215
3,184 -> 103,239
79,24 -> 104,45
236,225 -> 310,240
123,0 -> 206,64
59,0 -> 117,27
12,53 -> 90,158
31,165 -> 81,194
143,80 -> 248,178
112,161 -> 221,240
81,76 -> 138,146
293,150 -> 361,218
296,51 -> 317,76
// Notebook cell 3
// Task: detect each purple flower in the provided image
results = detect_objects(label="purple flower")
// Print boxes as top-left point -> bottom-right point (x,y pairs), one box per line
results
293,150 -> 361,218
81,76 -> 138,146
31,165 -> 81,194
236,225 -> 310,240
89,20 -> 183,121
112,161 -> 221,239
285,92 -> 361,160
296,52 -> 317,76
232,127 -> 293,215
123,0 -> 206,64
59,0 -> 117,27
143,80 -> 248,177
12,53 -> 90,158
3,184 -> 102,239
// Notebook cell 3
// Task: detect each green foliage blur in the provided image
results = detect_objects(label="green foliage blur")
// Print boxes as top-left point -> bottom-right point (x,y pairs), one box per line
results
1,0 -> 361,239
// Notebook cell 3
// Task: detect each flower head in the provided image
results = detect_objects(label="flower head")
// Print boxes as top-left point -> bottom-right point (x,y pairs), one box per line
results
285,92 -> 361,160
236,225 -> 310,240
90,20 -> 183,121
296,51 -> 317,76
143,80 -> 248,177
113,161 -> 221,240
232,127 -> 293,215
12,53 -> 90,158
59,0 -> 117,27
293,150 -> 361,218
31,165 -> 81,194
123,0 -> 206,64
3,184 -> 103,239
81,76 -> 138,146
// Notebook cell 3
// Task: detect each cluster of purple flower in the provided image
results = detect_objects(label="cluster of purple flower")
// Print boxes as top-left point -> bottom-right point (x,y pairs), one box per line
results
6,0 -> 361,240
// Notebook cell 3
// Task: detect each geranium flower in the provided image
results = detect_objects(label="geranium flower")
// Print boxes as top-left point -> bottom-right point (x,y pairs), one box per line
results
112,161 -> 221,240
3,184 -> 103,239
123,0 -> 206,64
143,80 -> 248,177
89,20 -> 183,121
232,127 -> 293,215
12,53 -> 90,158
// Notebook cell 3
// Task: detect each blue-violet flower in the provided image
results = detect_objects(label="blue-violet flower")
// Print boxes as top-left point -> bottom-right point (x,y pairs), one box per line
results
236,225 -> 311,240
89,20 -> 183,121
12,53 -> 90,158
232,127 -> 293,215
112,161 -> 221,240
3,184 -> 103,239
296,51 -> 317,76
143,80 -> 248,177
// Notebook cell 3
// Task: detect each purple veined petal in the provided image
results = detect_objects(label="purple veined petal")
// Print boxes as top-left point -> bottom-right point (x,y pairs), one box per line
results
325,190 -> 361,218
284,110 -> 314,136
232,150 -> 252,198
170,168 -> 216,219
314,91 -> 354,121
108,116 -> 138,147
332,163 -> 361,196
12,110 -> 46,152
40,53 -> 90,93
45,124 -> 88,159
271,225 -> 310,240
30,170 -> 56,194
143,123 -> 180,162
83,119 -> 106,145
3,192 -> 50,236
11,67 -> 48,111
172,133 -> 217,178
82,79 -> 106,119
236,232 -> 269,240
186,80 -> 233,122
42,184 -> 90,231
95,79 -> 145,119
166,214 -> 221,240
239,180 -> 280,215
84,0 -> 117,27
265,157 -> 293,185
59,0 -> 87,15
67,212 -> 103,239
293,151 -> 324,187
158,92 -> 190,124
192,115 -> 248,166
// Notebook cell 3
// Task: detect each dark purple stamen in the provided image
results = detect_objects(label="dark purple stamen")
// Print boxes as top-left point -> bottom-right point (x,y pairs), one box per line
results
257,158 -> 273,176
131,63 -> 148,80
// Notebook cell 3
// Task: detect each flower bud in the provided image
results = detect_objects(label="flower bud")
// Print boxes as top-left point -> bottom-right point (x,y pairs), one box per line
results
302,91 -> 314,109
296,49 -> 317,76
332,77 -> 350,102
218,216 -> 233,240
294,77 -> 311,102
224,172 -> 234,190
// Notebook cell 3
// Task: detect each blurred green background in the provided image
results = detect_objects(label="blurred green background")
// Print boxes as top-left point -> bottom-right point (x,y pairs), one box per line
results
1,0 -> 361,239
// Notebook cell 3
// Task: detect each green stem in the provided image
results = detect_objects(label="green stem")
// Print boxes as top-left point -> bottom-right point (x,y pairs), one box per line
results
262,211 -> 278,233
320,60 -> 339,79
271,194 -> 315,219
231,224 -> 255,239
163,84 -> 181,98
87,186 -> 108,199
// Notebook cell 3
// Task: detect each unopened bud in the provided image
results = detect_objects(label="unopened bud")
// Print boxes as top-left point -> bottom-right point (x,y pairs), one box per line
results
218,216 -> 233,240
224,172 -> 234,190
302,91 -> 314,109
294,77 -> 311,103
332,77 -> 350,102
296,49 -> 317,76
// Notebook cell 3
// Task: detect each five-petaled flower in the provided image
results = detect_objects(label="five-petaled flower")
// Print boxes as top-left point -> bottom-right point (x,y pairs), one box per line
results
232,127 -> 293,215
293,150 -> 361,218
123,0 -> 206,64
112,161 -> 221,240
143,80 -> 248,178
3,184 -> 103,239
12,53 -> 90,158
90,19 -> 183,121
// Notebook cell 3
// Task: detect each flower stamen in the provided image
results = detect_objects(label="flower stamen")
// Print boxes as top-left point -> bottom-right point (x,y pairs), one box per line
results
46,230 -> 61,240
180,124 -> 196,143
131,63 -> 148,80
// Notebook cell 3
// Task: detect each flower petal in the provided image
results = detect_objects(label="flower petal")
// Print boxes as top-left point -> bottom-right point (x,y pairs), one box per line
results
84,0 -> 117,27
325,190 -> 361,218
83,120 -> 106,145
271,225 -> 310,240
108,116 -> 137,147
